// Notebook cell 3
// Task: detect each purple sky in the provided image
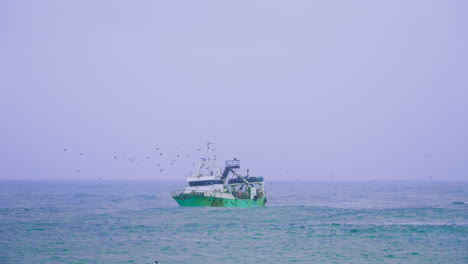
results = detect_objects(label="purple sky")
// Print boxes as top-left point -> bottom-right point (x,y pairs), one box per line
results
1,1 -> 467,181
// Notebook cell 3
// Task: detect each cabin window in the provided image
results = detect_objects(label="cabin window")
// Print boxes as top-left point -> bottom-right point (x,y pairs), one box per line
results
188,180 -> 223,187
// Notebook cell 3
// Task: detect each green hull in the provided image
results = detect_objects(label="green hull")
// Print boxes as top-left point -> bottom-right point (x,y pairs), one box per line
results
173,195 -> 266,207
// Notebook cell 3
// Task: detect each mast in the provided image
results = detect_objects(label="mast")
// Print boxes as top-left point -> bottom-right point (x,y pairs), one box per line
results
193,141 -> 221,177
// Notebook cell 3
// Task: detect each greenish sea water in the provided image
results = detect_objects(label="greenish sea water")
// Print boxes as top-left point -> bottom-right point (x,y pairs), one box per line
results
1,181 -> 467,263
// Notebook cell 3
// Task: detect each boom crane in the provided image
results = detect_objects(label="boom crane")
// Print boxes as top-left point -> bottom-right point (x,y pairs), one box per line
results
221,159 -> 251,185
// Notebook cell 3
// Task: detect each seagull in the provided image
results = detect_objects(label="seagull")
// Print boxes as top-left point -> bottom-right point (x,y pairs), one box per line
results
80,153 -> 84,156
146,156 -> 149,159
156,148 -> 160,151
76,170 -> 80,173
64,148 -> 67,151
160,153 -> 163,156
114,156 -> 117,159
160,169 -> 164,172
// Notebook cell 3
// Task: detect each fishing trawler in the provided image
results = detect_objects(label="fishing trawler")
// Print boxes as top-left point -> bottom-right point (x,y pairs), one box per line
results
172,143 -> 267,207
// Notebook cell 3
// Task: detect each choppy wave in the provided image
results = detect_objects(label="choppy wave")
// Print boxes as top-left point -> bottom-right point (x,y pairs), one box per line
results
1,181 -> 467,264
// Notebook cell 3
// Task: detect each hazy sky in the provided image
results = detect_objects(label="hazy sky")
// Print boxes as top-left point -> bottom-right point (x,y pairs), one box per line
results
1,1 -> 467,181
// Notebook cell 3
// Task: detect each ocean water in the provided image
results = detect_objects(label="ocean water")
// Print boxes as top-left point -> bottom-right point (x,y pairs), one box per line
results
1,181 -> 467,263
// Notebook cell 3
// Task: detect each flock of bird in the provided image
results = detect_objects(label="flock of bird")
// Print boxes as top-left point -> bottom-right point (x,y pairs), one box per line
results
63,145 -> 206,179
63,147 -> 442,181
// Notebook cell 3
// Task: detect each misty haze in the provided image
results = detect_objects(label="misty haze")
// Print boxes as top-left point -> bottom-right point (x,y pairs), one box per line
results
1,1 -> 467,263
